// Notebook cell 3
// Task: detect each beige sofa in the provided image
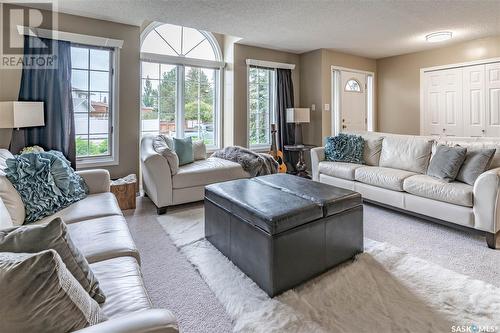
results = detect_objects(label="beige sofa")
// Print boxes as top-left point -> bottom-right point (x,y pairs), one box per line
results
141,135 -> 249,214
311,132 -> 500,248
0,149 -> 178,332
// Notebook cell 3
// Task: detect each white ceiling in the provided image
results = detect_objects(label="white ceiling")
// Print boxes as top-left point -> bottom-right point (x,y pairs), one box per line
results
52,0 -> 500,59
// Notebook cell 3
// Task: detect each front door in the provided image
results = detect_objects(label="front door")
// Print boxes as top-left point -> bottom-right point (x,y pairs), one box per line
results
340,70 -> 367,132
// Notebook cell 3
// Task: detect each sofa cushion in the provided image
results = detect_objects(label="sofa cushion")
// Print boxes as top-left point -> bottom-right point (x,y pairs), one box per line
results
0,149 -> 25,226
0,250 -> 106,332
355,166 -> 417,191
318,161 -> 363,180
379,136 -> 433,173
427,145 -> 467,182
90,256 -> 151,318
172,157 -> 248,189
0,218 -> 106,303
66,215 -> 139,264
403,174 -> 473,207
36,192 -> 122,225
363,137 -> 384,166
0,198 -> 13,229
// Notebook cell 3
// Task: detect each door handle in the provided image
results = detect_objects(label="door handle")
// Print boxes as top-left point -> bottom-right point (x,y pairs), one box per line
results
342,125 -> 347,129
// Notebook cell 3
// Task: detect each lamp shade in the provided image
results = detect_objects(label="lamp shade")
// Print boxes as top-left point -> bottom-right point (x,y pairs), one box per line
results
0,102 -> 44,129
286,108 -> 310,123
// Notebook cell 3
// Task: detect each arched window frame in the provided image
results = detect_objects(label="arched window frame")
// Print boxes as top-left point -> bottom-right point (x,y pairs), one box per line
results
345,78 -> 362,92
140,22 -> 225,149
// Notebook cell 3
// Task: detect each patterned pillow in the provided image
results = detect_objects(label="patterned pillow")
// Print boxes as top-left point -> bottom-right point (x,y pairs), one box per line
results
325,133 -> 365,164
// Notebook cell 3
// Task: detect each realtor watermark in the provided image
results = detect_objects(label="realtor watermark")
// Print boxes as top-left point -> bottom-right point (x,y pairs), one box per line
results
451,324 -> 498,333
1,1 -> 58,69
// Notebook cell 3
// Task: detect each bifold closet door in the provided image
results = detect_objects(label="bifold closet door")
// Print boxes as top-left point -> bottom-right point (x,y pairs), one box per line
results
486,63 -> 500,136
424,71 -> 444,136
463,65 -> 486,137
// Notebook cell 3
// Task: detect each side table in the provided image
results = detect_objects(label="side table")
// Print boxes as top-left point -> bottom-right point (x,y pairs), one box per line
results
283,144 -> 316,178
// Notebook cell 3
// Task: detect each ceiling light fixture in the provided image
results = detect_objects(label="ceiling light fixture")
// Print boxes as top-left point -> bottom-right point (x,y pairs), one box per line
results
426,31 -> 453,43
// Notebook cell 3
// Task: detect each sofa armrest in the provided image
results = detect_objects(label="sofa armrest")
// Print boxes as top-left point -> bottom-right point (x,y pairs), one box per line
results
473,167 -> 500,233
75,309 -> 178,333
310,147 -> 325,181
141,137 -> 173,208
77,169 -> 110,194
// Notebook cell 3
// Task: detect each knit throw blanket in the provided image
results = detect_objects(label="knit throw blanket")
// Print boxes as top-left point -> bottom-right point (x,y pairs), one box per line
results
212,146 -> 278,177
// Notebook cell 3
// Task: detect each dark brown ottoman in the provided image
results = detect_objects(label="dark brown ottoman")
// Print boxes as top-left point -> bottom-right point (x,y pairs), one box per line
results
205,174 -> 363,297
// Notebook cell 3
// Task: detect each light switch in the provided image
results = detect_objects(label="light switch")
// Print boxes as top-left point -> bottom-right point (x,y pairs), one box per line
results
311,104 -> 316,111
324,104 -> 330,111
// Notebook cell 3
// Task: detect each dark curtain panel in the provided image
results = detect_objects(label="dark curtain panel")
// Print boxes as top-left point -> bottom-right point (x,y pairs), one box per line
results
276,68 -> 295,171
14,36 -> 76,168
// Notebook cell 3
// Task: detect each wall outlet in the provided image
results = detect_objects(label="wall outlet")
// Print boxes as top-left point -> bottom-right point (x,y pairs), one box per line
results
311,104 -> 316,111
324,104 -> 330,111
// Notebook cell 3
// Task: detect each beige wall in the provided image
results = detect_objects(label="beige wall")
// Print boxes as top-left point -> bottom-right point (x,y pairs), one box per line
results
0,5 -> 140,179
299,49 -> 376,146
232,43 -> 300,147
377,36 -> 500,135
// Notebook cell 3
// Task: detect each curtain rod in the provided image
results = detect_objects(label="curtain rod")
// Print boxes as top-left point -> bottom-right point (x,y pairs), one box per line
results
246,59 -> 295,70
17,26 -> 124,48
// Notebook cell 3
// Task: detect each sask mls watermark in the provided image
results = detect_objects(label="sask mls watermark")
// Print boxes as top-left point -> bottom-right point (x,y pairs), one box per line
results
1,1 -> 58,69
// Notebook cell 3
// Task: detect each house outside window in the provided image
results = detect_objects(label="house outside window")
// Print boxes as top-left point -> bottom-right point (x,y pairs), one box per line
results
140,23 -> 224,149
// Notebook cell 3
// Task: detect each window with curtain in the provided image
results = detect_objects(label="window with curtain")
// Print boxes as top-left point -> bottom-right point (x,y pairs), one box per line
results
140,23 -> 222,148
248,66 -> 276,148
71,45 -> 115,159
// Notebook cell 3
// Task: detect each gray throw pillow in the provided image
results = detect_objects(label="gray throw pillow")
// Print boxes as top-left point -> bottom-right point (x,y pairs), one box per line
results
0,250 -> 106,333
173,137 -> 194,165
0,218 -> 106,303
456,148 -> 496,185
427,145 -> 467,182
363,137 -> 383,166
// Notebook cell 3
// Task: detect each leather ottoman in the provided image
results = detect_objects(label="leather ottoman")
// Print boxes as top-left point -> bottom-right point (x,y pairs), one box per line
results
205,174 -> 363,297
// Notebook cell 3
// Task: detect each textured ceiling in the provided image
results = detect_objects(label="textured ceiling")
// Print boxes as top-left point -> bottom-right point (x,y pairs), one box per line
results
51,0 -> 500,59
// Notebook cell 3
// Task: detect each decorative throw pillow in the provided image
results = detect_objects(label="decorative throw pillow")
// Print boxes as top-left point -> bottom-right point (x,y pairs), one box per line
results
0,250 -> 106,333
173,137 -> 194,165
5,151 -> 88,223
456,148 -> 496,185
324,133 -> 365,164
0,149 -> 25,226
427,145 -> 467,182
193,140 -> 207,160
363,137 -> 384,166
0,217 -> 106,303
153,135 -> 180,175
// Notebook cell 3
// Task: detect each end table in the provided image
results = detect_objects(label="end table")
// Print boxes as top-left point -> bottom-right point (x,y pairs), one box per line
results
283,144 -> 316,178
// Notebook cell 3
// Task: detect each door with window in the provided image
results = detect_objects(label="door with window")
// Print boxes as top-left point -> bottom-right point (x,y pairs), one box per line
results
340,70 -> 367,132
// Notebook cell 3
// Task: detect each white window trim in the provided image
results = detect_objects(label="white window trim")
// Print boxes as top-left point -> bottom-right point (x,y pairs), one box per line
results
246,64 -> 277,150
76,47 -> 120,168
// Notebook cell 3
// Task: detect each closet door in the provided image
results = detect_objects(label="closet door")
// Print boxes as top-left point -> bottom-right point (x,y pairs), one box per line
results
441,68 -> 463,136
425,71 -> 444,136
463,65 -> 486,137
486,63 -> 500,136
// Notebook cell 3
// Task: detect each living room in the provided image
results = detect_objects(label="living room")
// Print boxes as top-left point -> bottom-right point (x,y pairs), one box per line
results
1,1 -> 500,332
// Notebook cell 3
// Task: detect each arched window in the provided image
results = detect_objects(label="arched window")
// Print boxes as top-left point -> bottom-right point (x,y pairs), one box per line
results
140,23 -> 223,148
345,79 -> 362,92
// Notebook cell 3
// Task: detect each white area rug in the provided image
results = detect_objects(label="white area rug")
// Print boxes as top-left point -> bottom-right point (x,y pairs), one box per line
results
158,207 -> 500,333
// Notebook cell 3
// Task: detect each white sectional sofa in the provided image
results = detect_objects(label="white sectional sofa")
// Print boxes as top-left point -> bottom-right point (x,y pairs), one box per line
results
0,149 -> 178,332
311,132 -> 500,248
141,135 -> 249,214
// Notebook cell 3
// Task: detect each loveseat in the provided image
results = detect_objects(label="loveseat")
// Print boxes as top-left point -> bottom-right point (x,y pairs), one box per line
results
0,149 -> 178,332
311,132 -> 500,248
141,135 -> 249,214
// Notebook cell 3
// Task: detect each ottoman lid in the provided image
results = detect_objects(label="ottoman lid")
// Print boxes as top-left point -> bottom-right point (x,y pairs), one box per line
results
205,179 -> 323,235
254,174 -> 362,217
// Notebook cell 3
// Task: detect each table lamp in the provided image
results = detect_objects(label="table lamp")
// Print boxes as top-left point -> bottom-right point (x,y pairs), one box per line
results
0,102 -> 45,149
286,107 -> 310,145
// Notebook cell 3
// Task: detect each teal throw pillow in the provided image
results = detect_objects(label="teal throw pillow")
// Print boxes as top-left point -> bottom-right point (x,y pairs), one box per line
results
324,133 -> 365,164
173,137 -> 194,165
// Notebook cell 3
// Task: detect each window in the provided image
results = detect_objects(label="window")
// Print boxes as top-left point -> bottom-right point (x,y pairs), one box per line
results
345,79 -> 362,92
71,45 -> 115,162
140,23 -> 222,148
248,66 -> 275,148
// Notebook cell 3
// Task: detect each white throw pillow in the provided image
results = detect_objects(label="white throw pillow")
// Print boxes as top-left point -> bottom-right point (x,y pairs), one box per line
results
152,135 -> 180,175
0,198 -> 13,229
0,150 -> 25,226
193,140 -> 207,160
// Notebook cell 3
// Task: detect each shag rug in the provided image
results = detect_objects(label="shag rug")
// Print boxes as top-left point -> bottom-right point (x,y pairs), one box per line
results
157,206 -> 500,333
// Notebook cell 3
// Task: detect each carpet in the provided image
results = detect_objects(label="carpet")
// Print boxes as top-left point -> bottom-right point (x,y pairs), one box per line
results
157,205 -> 500,333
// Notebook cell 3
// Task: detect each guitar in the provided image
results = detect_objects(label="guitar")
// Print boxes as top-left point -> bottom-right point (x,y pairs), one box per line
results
269,124 -> 287,173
